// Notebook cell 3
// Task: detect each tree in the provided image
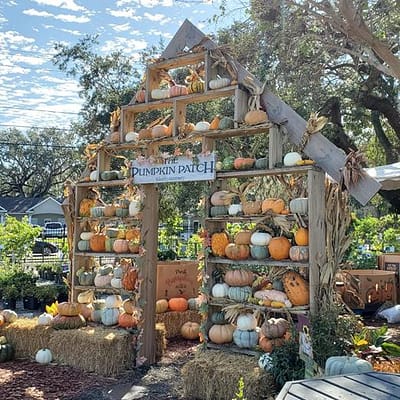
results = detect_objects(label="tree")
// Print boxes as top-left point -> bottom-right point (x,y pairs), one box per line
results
0,128 -> 81,197
52,35 -> 141,144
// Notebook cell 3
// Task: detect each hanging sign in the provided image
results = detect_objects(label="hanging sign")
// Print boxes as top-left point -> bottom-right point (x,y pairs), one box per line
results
131,153 -> 216,184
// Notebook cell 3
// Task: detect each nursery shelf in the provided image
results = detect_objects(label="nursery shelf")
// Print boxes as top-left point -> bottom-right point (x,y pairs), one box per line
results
207,256 -> 309,269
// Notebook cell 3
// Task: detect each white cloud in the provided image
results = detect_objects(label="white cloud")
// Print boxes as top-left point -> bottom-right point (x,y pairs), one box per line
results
110,23 -> 132,32
23,8 -> 90,23
134,0 -> 174,7
143,12 -> 171,25
32,0 -> 86,12
108,7 -> 142,21
0,30 -> 35,46
101,37 -> 148,53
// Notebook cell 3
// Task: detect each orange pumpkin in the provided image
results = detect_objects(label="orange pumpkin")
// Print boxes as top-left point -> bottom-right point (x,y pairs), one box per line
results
233,157 -> 256,170
113,239 -> 129,253
224,269 -> 254,286
125,228 -> 141,241
122,299 -> 136,314
138,128 -> 152,140
208,324 -> 234,344
268,236 -> 291,260
78,303 -> 94,320
151,124 -> 169,138
168,297 -> 188,312
103,204 -> 116,217
118,312 -> 138,328
225,243 -> 250,260
261,198 -> 285,214
89,233 -> 106,252
244,109 -> 268,125
209,115 -> 221,130
79,198 -> 97,217
259,336 -> 286,353
122,266 -> 138,291
166,118 -> 174,136
294,227 -> 309,246
211,232 -> 230,257
234,231 -> 252,245
242,200 -> 262,215
181,321 -> 200,340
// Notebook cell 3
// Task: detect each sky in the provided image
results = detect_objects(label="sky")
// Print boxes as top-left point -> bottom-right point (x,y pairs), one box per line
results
0,0 -> 236,134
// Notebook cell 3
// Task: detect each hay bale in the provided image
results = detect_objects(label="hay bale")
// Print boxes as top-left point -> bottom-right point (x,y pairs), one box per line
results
155,322 -> 167,360
48,326 -> 135,377
181,349 -> 277,400
156,310 -> 201,338
0,318 -> 53,359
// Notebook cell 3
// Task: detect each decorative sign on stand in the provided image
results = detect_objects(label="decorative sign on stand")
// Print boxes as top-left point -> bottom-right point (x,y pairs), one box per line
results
131,153 -> 216,184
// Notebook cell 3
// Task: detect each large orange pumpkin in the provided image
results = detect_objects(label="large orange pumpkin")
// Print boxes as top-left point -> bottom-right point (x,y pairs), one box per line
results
268,237 -> 291,260
89,233 -> 106,252
261,198 -> 285,214
294,227 -> 309,246
224,269 -> 254,286
225,243 -> 250,260
168,297 -> 188,312
211,232 -> 230,257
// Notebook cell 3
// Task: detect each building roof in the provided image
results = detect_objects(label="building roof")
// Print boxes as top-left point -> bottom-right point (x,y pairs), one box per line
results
0,196 -> 60,214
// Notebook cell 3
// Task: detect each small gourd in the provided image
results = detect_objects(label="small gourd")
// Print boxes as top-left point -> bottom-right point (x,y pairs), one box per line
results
244,109 -> 268,125
151,88 -> 169,100
156,299 -> 169,313
37,312 -> 53,326
125,131 -> 139,143
294,227 -> 309,246
209,77 -> 231,90
35,348 -> 52,364
283,152 -> 302,166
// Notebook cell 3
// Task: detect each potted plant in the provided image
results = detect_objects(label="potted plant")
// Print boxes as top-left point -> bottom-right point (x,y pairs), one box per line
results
2,284 -> 19,310
22,285 -> 40,310
35,284 -> 59,311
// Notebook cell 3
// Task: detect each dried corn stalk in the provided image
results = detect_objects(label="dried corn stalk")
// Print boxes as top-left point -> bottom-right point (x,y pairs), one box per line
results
340,149 -> 368,191
299,112 -> 328,151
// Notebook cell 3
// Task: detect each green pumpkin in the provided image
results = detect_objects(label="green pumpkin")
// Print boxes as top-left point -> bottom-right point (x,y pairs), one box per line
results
101,307 -> 120,326
115,207 -> 129,217
77,240 -> 90,252
228,286 -> 252,302
187,298 -> 199,311
0,343 -> 14,362
250,245 -> 269,260
211,311 -> 227,325
210,206 -> 228,217
105,237 -> 116,252
78,271 -> 95,286
255,157 -> 269,170
218,117 -> 234,130
233,328 -> 259,348
91,309 -> 103,323
222,156 -> 235,170
90,206 -> 105,217
100,170 -> 119,181
98,264 -> 113,276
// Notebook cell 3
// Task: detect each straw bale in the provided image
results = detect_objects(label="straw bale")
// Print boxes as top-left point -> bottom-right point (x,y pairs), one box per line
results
0,317 -> 53,359
156,310 -> 201,338
155,322 -> 167,360
181,349 -> 277,400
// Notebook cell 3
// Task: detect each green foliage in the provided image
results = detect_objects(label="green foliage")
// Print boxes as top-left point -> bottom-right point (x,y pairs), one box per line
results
269,337 -> 305,389
345,214 -> 400,268
184,234 -> 203,259
232,376 -> 247,400
0,216 -> 41,262
0,263 -> 37,300
310,307 -> 361,368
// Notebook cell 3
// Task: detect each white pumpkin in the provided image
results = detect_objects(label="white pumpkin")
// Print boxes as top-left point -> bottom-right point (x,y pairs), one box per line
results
111,277 -> 123,289
37,312 -> 53,326
195,121 -> 210,131
283,152 -> 302,166
209,77 -> 231,90
151,88 -> 170,100
105,294 -> 123,308
77,289 -> 95,304
101,307 -> 120,326
2,309 -> 17,323
250,232 -> 272,246
89,170 -> 98,181
211,283 -> 229,298
125,131 -> 139,143
289,197 -> 308,214
35,348 -> 52,364
80,231 -> 94,241
129,199 -> 141,217
228,204 -> 242,216
237,313 -> 258,331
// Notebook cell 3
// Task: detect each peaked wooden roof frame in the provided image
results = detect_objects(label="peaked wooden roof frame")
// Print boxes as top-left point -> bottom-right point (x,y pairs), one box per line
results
161,19 -> 381,206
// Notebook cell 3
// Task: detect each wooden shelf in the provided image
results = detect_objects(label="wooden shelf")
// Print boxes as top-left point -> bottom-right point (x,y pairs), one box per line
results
75,251 -> 140,258
207,256 -> 309,269
209,298 -> 309,314
205,214 -> 306,223
122,85 -> 238,114
74,285 -> 133,295
202,123 -> 271,139
76,216 -> 141,224
216,165 -> 320,179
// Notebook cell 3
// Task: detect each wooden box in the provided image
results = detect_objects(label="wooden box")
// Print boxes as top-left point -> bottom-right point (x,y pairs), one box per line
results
378,253 -> 400,300
344,269 -> 397,306
156,260 -> 199,300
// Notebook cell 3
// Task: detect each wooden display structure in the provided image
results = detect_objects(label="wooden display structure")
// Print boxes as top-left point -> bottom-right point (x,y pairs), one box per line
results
69,20 -> 381,365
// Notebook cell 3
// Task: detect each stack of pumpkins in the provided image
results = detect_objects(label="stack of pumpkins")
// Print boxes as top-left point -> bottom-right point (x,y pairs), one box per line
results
100,295 -> 139,328
92,261 -> 138,292
259,317 -> 291,352
50,302 -> 86,330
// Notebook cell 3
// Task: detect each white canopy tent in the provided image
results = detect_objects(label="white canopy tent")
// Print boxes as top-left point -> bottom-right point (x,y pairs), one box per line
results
366,162 -> 400,191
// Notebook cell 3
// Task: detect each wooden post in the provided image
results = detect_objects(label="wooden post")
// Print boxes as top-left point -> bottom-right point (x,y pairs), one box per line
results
269,125 -> 282,169
308,169 -> 326,315
140,183 -> 159,365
